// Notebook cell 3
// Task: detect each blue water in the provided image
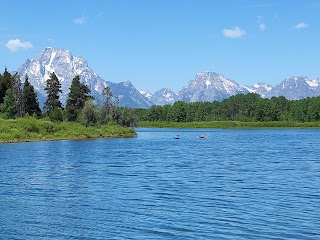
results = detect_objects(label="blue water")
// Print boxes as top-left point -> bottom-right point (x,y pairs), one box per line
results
0,128 -> 320,239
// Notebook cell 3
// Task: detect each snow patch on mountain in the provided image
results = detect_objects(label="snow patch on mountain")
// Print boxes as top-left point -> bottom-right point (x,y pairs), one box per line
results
140,91 -> 153,100
18,47 -> 152,108
244,82 -> 273,97
178,72 -> 248,102
265,76 -> 317,100
150,88 -> 178,105
306,78 -> 320,88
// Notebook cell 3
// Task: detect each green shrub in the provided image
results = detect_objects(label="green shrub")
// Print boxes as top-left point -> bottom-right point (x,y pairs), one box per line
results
49,108 -> 63,122
40,121 -> 56,133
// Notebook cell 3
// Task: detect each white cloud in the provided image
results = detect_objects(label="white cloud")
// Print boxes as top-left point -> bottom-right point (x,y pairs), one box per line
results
222,26 -> 246,38
73,17 -> 86,24
5,39 -> 33,52
259,23 -> 266,30
257,16 -> 266,30
294,22 -> 309,29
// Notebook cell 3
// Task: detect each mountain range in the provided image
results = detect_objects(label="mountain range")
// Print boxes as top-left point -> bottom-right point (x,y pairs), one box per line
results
17,47 -> 320,108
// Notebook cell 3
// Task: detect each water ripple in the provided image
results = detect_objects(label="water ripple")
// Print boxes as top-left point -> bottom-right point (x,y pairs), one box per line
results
1,129 -> 320,239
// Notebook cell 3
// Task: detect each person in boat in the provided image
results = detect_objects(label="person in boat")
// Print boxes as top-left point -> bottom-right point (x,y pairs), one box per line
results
197,134 -> 207,138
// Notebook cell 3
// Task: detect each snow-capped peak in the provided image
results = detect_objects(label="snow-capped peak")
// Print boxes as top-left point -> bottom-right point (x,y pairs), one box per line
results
178,71 -> 248,102
17,47 -> 153,108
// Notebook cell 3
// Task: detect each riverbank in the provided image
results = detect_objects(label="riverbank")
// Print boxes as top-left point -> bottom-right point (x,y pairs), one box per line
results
138,121 -> 320,128
0,117 -> 136,143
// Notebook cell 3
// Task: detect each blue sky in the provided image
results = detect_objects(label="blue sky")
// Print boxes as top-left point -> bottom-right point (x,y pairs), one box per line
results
1,0 -> 320,93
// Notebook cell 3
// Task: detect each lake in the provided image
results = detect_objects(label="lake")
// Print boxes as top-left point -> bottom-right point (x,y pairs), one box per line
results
0,128 -> 320,239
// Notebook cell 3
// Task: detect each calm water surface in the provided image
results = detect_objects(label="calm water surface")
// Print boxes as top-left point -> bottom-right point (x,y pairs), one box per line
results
0,128 -> 320,239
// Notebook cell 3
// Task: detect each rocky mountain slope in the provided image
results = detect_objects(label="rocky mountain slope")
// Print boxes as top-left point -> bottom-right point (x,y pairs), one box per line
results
16,47 -> 320,108
18,47 -> 153,108
264,76 -> 320,100
177,72 -> 248,102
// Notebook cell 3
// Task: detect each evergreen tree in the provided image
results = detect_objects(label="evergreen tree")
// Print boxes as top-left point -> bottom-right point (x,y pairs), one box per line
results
0,68 -> 14,105
82,100 -> 98,127
0,88 -> 16,118
23,75 -> 41,117
65,75 -> 91,121
12,73 -> 26,117
43,72 -> 62,114
100,86 -> 119,124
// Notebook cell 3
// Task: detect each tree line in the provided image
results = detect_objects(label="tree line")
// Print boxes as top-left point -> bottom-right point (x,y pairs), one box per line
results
134,93 -> 320,122
0,68 -> 136,127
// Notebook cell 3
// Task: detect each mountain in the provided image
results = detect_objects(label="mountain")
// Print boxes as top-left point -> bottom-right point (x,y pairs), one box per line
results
108,81 -> 153,108
265,76 -> 318,100
150,88 -> 178,106
177,72 -> 249,102
244,83 -> 273,98
18,47 -> 153,108
17,47 -> 320,108
139,91 -> 153,100
306,78 -> 320,92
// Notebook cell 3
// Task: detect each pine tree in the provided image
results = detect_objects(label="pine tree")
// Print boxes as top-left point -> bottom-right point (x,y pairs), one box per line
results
65,75 -> 91,121
100,86 -> 119,124
23,75 -> 41,117
0,68 -> 14,105
44,72 -> 62,114
0,88 -> 16,118
12,73 -> 26,117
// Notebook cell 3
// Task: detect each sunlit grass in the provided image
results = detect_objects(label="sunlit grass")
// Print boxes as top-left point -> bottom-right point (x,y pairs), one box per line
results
0,117 -> 136,143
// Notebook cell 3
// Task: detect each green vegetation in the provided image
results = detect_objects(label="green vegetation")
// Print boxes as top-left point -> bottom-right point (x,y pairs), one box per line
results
138,121 -> 320,128
23,76 -> 41,117
0,117 -> 135,143
134,93 -> 320,124
65,75 -> 91,122
0,68 -> 136,143
3,66 -> 320,142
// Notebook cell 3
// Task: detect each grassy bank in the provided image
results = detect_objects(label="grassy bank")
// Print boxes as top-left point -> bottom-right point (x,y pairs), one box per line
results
138,121 -> 320,128
0,117 -> 136,143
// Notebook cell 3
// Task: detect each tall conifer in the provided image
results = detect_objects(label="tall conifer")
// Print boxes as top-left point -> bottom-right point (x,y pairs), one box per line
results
0,68 -> 14,105
12,73 -> 26,117
44,72 -> 62,113
65,75 -> 91,121
23,75 -> 41,116
1,88 -> 16,118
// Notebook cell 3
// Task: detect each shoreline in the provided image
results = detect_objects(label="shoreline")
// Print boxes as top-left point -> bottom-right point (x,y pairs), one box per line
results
137,121 -> 320,129
0,117 -> 136,144
0,133 -> 136,144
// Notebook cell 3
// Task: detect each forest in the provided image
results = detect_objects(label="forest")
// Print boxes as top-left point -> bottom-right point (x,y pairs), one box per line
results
0,68 -> 137,128
134,92 -> 320,123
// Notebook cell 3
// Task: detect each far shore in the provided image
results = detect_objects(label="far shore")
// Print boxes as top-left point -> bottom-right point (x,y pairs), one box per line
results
137,121 -> 320,129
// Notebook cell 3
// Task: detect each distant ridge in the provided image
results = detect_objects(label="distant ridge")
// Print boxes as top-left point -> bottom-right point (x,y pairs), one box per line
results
16,47 -> 320,108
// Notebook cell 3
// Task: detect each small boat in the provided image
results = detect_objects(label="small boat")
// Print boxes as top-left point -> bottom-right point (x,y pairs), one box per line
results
197,134 -> 208,139
174,135 -> 180,139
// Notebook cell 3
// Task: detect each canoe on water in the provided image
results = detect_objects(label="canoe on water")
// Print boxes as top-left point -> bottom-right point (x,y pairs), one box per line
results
196,135 -> 208,138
